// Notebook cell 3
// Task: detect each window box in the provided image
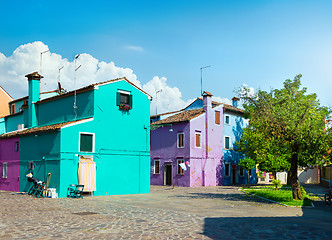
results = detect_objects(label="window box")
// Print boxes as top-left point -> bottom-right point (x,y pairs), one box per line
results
119,103 -> 132,110
117,91 -> 132,111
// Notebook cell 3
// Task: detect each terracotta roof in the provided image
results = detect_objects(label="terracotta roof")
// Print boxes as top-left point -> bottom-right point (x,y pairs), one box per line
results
151,109 -> 204,125
202,91 -> 213,97
37,77 -> 152,105
223,103 -> 244,113
0,118 -> 91,139
150,110 -> 182,118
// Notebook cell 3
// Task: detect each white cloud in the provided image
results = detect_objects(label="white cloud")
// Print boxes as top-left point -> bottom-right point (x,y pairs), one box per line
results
142,76 -> 189,114
212,96 -> 232,105
0,41 -> 231,115
124,45 -> 144,52
0,41 -> 140,99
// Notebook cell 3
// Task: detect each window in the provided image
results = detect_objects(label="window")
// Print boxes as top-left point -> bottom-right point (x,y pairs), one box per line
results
215,111 -> 220,125
248,169 -> 252,176
11,104 -> 15,114
225,115 -> 230,125
195,132 -> 201,148
154,160 -> 160,174
14,142 -> 19,152
177,133 -> 184,148
29,161 -> 34,170
79,133 -> 94,152
225,163 -> 230,177
240,167 -> 244,176
2,162 -> 7,178
116,91 -> 132,110
177,159 -> 185,175
225,136 -> 230,149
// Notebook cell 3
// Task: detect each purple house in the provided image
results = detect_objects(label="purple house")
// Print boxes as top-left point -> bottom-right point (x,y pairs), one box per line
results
150,92 -> 223,187
0,137 -> 20,192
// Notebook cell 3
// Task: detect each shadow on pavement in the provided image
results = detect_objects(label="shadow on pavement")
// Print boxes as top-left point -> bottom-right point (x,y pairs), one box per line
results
171,191 -> 277,205
202,207 -> 332,239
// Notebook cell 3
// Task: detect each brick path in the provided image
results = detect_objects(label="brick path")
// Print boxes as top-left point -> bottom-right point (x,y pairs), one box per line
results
0,186 -> 332,239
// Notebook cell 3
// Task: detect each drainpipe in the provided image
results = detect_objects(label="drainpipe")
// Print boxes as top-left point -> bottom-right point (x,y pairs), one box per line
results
202,91 -> 213,186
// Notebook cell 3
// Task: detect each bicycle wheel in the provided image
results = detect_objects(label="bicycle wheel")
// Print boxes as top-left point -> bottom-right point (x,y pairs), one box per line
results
325,193 -> 331,205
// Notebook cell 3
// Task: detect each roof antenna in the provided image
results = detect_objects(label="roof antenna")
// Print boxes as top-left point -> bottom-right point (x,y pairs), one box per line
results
40,50 -> 50,92
74,54 -> 81,119
58,66 -> 64,93
155,89 -> 162,115
200,65 -> 211,95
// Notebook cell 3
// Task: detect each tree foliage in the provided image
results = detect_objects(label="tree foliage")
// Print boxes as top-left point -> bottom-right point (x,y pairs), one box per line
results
237,75 -> 332,199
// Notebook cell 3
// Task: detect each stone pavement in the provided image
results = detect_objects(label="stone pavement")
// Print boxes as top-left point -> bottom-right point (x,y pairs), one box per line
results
0,185 -> 332,239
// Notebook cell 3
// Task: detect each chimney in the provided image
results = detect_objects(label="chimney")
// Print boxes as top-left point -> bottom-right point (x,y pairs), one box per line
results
232,97 -> 240,108
25,72 -> 43,127
202,91 -> 213,112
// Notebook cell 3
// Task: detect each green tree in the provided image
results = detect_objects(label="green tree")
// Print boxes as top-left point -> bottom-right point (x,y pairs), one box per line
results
237,75 -> 331,200
239,158 -> 256,185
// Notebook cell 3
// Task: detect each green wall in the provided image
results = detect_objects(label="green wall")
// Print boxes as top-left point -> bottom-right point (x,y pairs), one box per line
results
37,90 -> 94,127
58,80 -> 151,197
5,113 -> 24,132
19,132 -> 61,193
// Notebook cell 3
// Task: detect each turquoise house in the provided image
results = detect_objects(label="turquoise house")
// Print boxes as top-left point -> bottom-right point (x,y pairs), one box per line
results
0,72 -> 151,197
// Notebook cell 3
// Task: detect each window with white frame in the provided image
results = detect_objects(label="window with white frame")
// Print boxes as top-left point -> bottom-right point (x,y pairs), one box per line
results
225,115 -> 230,125
154,160 -> 160,174
195,131 -> 201,148
225,136 -> 230,150
225,163 -> 230,177
2,162 -> 7,178
79,133 -> 95,152
116,90 -> 132,110
177,159 -> 185,175
177,133 -> 184,148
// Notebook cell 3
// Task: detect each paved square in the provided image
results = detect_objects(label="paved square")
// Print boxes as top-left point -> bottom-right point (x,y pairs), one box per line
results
0,186 -> 331,239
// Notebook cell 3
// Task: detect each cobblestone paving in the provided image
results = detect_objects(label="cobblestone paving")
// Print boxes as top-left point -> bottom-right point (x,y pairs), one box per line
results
0,186 -> 332,239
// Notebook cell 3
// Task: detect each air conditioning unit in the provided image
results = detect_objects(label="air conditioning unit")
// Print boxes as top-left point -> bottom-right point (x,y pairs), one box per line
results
18,124 -> 25,130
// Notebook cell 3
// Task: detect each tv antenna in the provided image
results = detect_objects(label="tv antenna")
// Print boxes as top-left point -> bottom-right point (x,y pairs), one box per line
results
200,65 -> 211,95
40,50 -> 50,74
74,54 -> 81,119
58,66 -> 64,93
155,89 -> 162,115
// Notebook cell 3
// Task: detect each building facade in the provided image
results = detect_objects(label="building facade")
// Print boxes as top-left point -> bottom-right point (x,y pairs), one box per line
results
151,92 -> 223,187
0,72 -> 151,197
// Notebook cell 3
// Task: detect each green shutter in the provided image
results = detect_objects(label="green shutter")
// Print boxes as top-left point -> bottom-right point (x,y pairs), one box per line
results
129,94 -> 133,107
80,134 -> 93,152
116,92 -> 120,106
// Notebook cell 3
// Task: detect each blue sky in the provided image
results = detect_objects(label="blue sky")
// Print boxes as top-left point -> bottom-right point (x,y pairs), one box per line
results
1,0 -> 331,110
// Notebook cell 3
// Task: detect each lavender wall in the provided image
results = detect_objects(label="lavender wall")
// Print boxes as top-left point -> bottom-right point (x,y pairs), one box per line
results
189,104 -> 223,187
151,122 -> 191,186
0,137 -> 20,192
150,97 -> 224,187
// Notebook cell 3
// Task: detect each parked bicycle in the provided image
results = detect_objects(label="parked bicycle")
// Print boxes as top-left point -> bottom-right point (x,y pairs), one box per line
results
325,187 -> 332,205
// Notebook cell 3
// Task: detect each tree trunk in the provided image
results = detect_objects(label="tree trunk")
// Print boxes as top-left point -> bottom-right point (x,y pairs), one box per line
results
289,148 -> 303,200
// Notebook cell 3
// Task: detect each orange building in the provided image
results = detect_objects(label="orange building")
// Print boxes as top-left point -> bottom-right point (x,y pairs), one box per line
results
0,86 -> 13,117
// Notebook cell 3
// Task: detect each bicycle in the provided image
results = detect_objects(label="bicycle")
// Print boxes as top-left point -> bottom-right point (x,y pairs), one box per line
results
324,187 -> 332,205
